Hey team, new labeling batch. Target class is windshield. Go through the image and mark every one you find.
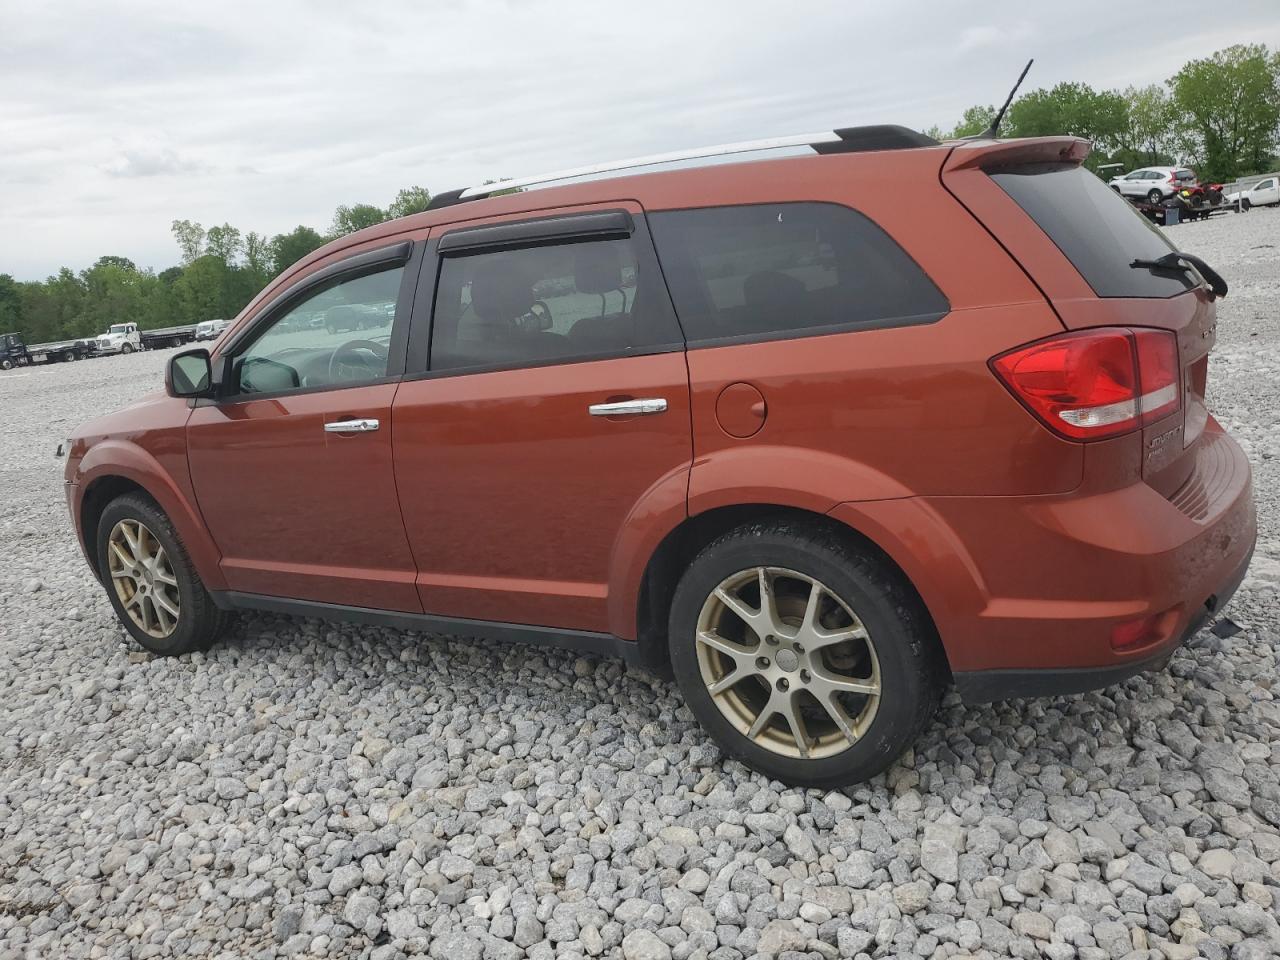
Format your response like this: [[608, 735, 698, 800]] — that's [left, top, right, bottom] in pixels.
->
[[990, 163, 1196, 299], [109, 324, 130, 334]]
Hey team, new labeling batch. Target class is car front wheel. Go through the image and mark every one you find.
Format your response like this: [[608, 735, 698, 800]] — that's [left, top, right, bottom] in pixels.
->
[[96, 493, 230, 655], [668, 520, 945, 788]]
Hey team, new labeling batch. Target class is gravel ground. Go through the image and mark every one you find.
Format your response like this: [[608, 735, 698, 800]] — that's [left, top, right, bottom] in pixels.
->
[[1, 209, 1278, 960]]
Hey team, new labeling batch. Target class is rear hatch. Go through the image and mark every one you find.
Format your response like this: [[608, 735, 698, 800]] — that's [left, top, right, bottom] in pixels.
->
[[941, 139, 1218, 497]]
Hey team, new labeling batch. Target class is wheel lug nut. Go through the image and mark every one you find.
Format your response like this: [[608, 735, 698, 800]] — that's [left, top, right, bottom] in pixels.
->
[[756, 656, 770, 669], [800, 669, 811, 684], [776, 678, 789, 691], [765, 634, 777, 645], [794, 643, 804, 654]]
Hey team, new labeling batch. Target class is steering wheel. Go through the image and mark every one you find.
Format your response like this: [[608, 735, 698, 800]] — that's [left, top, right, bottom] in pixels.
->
[[328, 339, 389, 383]]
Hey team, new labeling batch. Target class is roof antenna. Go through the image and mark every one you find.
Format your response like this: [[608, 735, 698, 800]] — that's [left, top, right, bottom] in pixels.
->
[[978, 58, 1034, 139]]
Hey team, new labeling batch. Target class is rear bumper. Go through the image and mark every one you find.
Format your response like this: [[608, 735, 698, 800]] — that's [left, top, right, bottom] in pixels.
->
[[829, 419, 1256, 703], [951, 535, 1253, 702]]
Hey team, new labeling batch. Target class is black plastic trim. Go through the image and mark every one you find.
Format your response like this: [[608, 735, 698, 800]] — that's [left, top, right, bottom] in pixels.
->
[[212, 591, 644, 664], [813, 125, 940, 154], [425, 188, 468, 210], [437, 210, 634, 256], [954, 538, 1254, 704]]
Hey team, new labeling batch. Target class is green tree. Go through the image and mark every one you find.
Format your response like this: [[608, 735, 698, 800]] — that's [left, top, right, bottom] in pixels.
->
[[204, 223, 244, 265], [0, 274, 24, 334], [1118, 85, 1175, 166], [244, 232, 271, 276], [269, 226, 328, 276], [388, 186, 432, 219], [948, 105, 996, 138], [94, 255, 138, 273], [170, 219, 206, 265], [330, 203, 387, 236], [1169, 44, 1280, 180]]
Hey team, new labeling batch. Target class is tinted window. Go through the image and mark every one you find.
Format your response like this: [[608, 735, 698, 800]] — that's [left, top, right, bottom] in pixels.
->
[[234, 266, 402, 395], [430, 236, 681, 372], [648, 203, 948, 344], [990, 163, 1195, 299]]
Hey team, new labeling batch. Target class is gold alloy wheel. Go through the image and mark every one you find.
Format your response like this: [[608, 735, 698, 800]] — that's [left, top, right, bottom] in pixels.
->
[[695, 566, 881, 759], [107, 519, 181, 639]]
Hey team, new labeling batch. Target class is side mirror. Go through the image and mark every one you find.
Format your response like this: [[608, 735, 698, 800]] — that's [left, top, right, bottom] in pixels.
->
[[167, 348, 213, 398]]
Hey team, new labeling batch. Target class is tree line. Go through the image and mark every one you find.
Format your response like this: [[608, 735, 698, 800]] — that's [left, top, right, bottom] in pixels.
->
[[2, 44, 1276, 348], [0, 185, 434, 347], [929, 44, 1279, 180]]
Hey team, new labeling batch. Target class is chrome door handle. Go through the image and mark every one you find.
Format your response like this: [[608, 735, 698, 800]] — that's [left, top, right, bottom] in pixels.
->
[[588, 398, 668, 417], [324, 418, 380, 433]]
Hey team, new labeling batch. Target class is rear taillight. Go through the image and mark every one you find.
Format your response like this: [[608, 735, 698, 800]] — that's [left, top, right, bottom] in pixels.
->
[[991, 327, 1180, 441]]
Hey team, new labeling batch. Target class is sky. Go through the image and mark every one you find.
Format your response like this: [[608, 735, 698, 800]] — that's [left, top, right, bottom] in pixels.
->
[[4, 0, 1280, 281]]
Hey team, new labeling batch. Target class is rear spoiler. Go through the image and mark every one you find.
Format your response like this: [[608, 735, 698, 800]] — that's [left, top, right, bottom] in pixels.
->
[[943, 136, 1090, 173]]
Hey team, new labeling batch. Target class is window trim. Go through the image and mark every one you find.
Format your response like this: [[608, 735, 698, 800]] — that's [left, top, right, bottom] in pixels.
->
[[646, 200, 951, 350], [210, 241, 420, 403], [404, 209, 684, 379], [436, 209, 635, 256]]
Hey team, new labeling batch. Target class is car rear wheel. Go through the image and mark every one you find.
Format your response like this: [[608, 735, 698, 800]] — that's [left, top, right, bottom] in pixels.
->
[[668, 520, 945, 787], [1147, 189, 1163, 205], [96, 493, 230, 655], [0, 359, 12, 370]]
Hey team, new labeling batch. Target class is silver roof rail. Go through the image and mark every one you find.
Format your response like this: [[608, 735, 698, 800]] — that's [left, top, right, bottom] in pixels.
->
[[457, 131, 843, 199], [425, 125, 939, 210]]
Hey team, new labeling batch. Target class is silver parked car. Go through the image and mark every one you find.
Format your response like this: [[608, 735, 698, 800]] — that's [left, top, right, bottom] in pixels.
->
[[1108, 166, 1197, 204]]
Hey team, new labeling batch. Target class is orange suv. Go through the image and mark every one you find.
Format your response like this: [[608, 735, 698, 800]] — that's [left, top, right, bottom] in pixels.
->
[[62, 126, 1255, 786]]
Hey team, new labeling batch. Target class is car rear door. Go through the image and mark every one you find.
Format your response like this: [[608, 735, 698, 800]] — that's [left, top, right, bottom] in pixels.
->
[[391, 202, 691, 635], [186, 240, 425, 612]]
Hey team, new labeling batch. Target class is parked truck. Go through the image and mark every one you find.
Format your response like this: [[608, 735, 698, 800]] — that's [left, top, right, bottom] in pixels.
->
[[91, 322, 199, 355], [0, 331, 95, 369]]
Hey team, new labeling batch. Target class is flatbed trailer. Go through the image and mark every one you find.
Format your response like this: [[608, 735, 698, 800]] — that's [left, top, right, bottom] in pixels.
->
[[0, 332, 95, 369], [140, 325, 198, 350], [1129, 194, 1230, 226]]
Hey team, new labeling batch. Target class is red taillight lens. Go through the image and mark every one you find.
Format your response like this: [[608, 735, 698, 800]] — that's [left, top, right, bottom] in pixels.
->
[[992, 327, 1180, 441], [1110, 605, 1182, 652]]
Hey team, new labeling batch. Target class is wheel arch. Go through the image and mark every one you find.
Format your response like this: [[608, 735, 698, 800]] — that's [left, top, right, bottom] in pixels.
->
[[631, 502, 948, 676], [73, 442, 226, 591]]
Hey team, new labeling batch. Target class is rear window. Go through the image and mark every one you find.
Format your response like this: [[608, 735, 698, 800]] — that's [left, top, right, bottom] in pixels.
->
[[990, 163, 1196, 299], [1175, 169, 1196, 181], [648, 202, 948, 345]]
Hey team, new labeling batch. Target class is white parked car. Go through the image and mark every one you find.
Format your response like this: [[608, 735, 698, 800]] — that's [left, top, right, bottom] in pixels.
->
[[93, 323, 141, 355], [1227, 176, 1279, 209], [1108, 166, 1198, 204], [195, 318, 230, 341]]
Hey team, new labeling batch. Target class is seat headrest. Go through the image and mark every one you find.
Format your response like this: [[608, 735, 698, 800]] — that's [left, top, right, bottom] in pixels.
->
[[470, 256, 534, 323], [574, 244, 623, 295]]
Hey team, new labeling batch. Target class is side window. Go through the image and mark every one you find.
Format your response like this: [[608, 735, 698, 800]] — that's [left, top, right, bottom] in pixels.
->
[[234, 266, 403, 395], [429, 235, 681, 372], [1126, 171, 1145, 180], [648, 202, 949, 344]]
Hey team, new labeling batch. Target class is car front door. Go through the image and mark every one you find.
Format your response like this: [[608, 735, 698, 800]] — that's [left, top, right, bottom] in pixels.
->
[[391, 204, 691, 634], [186, 241, 425, 612], [1255, 178, 1278, 204]]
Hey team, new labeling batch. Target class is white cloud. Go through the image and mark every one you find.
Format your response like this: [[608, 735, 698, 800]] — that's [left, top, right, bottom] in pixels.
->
[[2, 0, 1279, 279]]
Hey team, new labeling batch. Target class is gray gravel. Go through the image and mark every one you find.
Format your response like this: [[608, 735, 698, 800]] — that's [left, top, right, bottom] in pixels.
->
[[1, 208, 1278, 960]]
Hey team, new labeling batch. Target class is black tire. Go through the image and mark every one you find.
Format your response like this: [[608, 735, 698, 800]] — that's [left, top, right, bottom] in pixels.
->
[[120, 343, 133, 354], [1147, 189, 1164, 205], [0, 358, 12, 371], [96, 493, 230, 655], [668, 520, 945, 788], [1242, 198, 1252, 212]]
